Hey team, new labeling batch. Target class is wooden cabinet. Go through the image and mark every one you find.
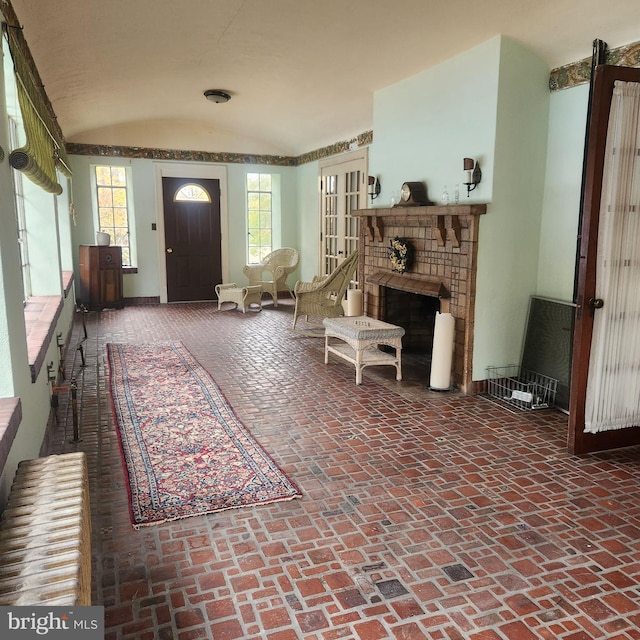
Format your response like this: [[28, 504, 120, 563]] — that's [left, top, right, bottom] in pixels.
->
[[78, 245, 124, 311]]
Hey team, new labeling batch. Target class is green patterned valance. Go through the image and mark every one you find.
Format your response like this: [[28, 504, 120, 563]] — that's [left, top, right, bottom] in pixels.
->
[[3, 22, 71, 194], [550, 40, 640, 91]]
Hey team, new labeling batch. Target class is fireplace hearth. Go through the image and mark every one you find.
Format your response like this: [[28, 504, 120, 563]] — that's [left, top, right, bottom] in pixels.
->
[[352, 204, 486, 392]]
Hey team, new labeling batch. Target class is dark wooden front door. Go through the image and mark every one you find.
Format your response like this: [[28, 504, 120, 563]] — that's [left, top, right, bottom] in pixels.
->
[[162, 177, 222, 302], [568, 65, 640, 454]]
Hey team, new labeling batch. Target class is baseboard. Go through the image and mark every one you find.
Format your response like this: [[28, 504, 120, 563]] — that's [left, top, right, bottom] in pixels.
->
[[123, 296, 161, 306]]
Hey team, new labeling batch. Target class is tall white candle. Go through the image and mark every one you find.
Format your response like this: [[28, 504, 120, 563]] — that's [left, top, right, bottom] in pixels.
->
[[430, 312, 455, 390], [346, 289, 363, 316]]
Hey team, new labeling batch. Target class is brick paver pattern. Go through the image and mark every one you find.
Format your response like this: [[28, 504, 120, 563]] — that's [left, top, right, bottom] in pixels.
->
[[51, 300, 640, 639]]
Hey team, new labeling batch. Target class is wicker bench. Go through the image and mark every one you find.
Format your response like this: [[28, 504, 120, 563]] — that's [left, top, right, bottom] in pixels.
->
[[0, 452, 91, 605], [215, 283, 262, 313]]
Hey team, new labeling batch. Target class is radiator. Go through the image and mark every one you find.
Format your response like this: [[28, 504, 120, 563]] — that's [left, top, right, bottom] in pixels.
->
[[0, 452, 91, 605]]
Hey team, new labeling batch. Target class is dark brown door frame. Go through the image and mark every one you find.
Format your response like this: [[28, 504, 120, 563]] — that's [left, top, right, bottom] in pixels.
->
[[568, 64, 640, 454]]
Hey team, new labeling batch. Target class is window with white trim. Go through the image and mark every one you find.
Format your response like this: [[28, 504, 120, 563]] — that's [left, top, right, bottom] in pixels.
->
[[246, 173, 273, 264], [94, 165, 133, 266]]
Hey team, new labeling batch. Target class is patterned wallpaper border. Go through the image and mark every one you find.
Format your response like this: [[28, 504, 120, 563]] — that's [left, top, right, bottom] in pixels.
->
[[66, 131, 374, 168], [5, 0, 640, 161], [549, 40, 640, 91]]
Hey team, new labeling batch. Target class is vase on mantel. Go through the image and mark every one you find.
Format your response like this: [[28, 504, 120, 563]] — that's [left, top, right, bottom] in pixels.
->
[[96, 231, 111, 246]]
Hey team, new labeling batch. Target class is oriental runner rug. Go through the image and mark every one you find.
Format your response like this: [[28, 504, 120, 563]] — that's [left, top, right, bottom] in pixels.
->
[[107, 341, 301, 527]]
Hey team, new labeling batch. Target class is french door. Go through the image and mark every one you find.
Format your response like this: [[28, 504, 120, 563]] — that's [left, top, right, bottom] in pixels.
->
[[319, 150, 367, 281], [568, 65, 640, 454]]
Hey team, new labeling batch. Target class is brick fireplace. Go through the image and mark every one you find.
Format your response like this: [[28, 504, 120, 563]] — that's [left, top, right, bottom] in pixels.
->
[[352, 204, 487, 393]]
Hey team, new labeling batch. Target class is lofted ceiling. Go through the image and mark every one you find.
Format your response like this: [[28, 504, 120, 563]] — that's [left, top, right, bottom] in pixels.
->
[[7, 0, 640, 157]]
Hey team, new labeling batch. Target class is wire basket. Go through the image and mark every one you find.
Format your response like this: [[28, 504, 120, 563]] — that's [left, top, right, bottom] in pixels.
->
[[486, 365, 558, 411]]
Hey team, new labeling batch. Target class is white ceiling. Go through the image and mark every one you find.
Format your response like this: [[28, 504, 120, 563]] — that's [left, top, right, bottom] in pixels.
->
[[8, 0, 640, 157]]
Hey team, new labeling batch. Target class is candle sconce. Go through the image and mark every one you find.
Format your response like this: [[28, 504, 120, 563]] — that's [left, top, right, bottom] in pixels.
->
[[368, 175, 381, 202], [463, 158, 481, 196]]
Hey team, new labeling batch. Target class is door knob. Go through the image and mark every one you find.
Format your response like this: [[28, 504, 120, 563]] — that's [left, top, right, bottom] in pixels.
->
[[166, 247, 173, 253], [589, 297, 604, 309]]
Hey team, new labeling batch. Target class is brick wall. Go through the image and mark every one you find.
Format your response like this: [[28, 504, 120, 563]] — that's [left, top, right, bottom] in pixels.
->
[[352, 205, 486, 392]]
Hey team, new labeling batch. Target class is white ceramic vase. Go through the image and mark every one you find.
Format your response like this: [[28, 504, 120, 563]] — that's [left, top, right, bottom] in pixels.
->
[[96, 231, 111, 246]]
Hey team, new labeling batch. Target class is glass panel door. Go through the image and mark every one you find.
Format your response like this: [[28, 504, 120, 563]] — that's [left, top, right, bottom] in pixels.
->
[[319, 150, 367, 285]]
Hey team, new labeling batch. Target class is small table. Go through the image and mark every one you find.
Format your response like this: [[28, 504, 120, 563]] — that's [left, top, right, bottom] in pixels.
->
[[323, 316, 405, 385], [215, 283, 262, 313]]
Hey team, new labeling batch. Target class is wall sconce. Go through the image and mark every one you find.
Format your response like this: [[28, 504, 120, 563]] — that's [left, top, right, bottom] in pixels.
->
[[463, 158, 481, 196], [368, 175, 381, 201]]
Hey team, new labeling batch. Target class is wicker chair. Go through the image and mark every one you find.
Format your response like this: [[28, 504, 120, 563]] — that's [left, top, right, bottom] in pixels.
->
[[243, 248, 299, 307], [292, 250, 359, 329]]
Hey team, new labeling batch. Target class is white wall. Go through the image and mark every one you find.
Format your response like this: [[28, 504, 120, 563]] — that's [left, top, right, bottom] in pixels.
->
[[473, 37, 551, 377], [370, 37, 501, 206], [537, 84, 589, 300]]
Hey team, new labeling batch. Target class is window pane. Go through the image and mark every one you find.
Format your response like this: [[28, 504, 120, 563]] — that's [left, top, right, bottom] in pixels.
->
[[260, 211, 271, 228], [248, 246, 260, 263], [114, 230, 129, 246], [259, 193, 271, 210], [259, 174, 271, 190], [259, 229, 272, 246], [96, 166, 112, 186], [247, 173, 259, 190], [99, 207, 114, 227], [98, 187, 113, 207], [247, 193, 260, 211], [112, 188, 127, 208], [111, 167, 126, 186], [113, 208, 128, 227], [175, 184, 211, 202]]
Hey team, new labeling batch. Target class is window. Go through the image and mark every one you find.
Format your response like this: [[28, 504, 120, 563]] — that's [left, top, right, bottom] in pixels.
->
[[95, 165, 132, 265], [9, 117, 31, 303], [175, 183, 211, 202], [246, 173, 272, 264]]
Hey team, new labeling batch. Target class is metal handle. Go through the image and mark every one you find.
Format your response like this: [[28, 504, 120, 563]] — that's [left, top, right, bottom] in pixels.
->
[[589, 297, 604, 309], [166, 247, 173, 253]]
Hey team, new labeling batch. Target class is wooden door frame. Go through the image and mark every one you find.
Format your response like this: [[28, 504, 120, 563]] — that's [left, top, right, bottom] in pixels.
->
[[568, 64, 640, 454], [154, 163, 228, 304]]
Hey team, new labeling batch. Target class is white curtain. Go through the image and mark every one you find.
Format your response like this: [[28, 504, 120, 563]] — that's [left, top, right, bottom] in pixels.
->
[[585, 81, 640, 433]]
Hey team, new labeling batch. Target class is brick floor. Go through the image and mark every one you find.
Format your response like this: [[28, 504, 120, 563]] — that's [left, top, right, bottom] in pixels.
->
[[50, 300, 640, 639]]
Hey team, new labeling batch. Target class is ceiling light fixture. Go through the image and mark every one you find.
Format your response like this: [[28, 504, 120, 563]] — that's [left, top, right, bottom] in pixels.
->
[[204, 89, 231, 103]]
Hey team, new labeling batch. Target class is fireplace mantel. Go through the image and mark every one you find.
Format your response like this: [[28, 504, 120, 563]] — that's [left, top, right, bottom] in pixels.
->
[[353, 204, 486, 245], [353, 204, 487, 217]]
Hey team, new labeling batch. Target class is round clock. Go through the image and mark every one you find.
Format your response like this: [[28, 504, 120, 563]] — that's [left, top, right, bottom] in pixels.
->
[[399, 181, 428, 206]]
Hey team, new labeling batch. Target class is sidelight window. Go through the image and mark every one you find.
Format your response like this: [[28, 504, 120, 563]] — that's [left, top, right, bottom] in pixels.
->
[[94, 165, 133, 266], [246, 173, 273, 264]]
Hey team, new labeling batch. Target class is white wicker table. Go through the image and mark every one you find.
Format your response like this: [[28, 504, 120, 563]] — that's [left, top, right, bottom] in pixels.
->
[[323, 316, 405, 385], [215, 283, 262, 313]]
